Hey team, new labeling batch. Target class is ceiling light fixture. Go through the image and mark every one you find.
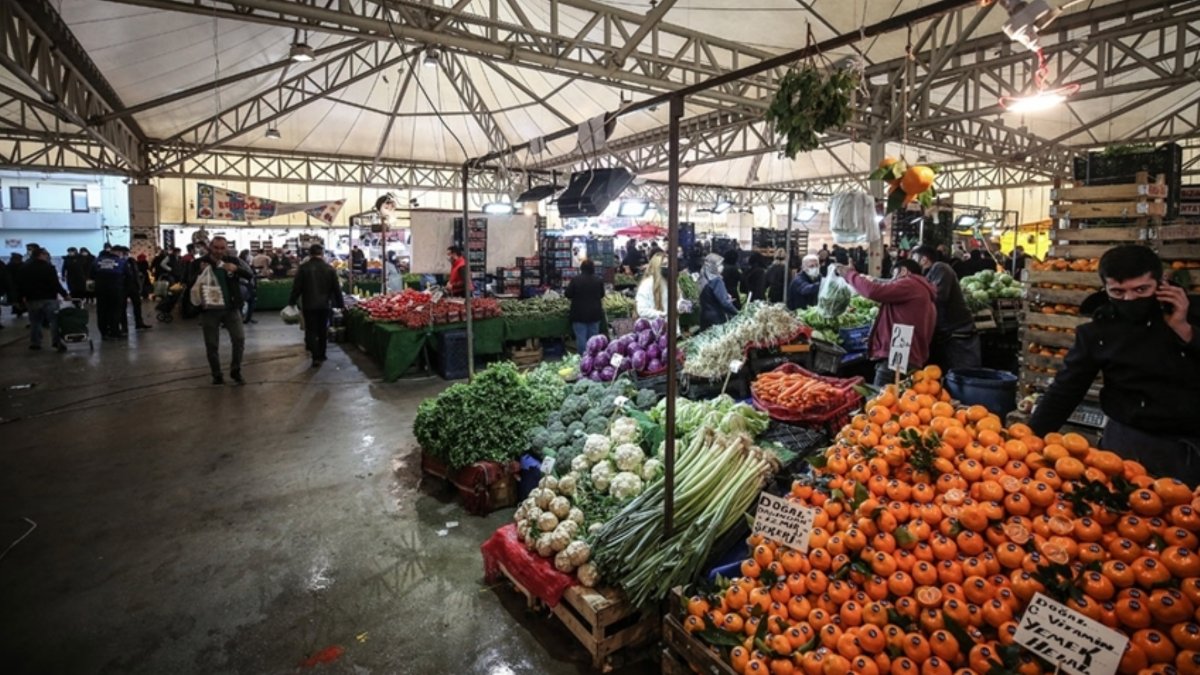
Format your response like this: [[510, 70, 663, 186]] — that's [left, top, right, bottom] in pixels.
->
[[265, 128, 281, 140], [289, 42, 315, 62], [482, 201, 514, 215], [793, 207, 819, 224], [423, 48, 441, 68], [1000, 47, 1078, 114], [711, 198, 734, 215], [617, 199, 650, 218]]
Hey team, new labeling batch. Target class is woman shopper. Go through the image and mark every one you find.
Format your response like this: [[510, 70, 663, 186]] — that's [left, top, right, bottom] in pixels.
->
[[741, 252, 768, 304], [564, 259, 605, 353], [698, 253, 739, 330], [635, 252, 671, 320]]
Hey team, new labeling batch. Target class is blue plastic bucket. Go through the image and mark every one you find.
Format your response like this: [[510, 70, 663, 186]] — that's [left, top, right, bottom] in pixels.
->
[[945, 368, 1019, 418]]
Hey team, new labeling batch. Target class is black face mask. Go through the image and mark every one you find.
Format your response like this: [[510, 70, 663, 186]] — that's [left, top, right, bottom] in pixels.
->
[[1109, 296, 1160, 324]]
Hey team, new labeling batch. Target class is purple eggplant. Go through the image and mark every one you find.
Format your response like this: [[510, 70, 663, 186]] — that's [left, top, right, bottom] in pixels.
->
[[594, 352, 611, 369], [646, 344, 661, 361], [613, 339, 629, 356], [633, 318, 651, 333], [586, 334, 608, 355], [600, 366, 616, 381], [580, 355, 594, 374], [646, 358, 663, 373], [630, 350, 648, 372]]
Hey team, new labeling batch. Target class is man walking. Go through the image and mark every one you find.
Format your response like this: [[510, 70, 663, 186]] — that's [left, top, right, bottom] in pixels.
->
[[18, 248, 70, 351], [911, 245, 982, 372], [188, 236, 253, 384], [564, 259, 605, 351], [116, 246, 151, 333], [288, 243, 343, 367]]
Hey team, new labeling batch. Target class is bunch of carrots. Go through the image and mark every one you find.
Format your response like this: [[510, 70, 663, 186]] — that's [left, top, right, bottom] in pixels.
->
[[685, 365, 1200, 675], [752, 370, 851, 414]]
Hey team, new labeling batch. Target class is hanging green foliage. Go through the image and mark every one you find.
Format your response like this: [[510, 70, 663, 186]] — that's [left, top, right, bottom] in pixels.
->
[[765, 67, 859, 159]]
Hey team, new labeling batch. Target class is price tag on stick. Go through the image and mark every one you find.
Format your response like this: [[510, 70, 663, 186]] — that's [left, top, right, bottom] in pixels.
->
[[889, 324, 914, 378], [1013, 593, 1128, 675], [751, 493, 815, 552]]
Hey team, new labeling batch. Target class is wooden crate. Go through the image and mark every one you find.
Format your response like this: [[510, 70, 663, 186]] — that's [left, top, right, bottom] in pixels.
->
[[493, 563, 658, 672], [661, 615, 738, 675], [1049, 171, 1167, 227]]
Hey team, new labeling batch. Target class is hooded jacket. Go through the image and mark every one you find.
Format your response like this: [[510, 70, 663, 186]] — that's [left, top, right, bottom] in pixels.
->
[[842, 269, 937, 368], [1029, 291, 1200, 437]]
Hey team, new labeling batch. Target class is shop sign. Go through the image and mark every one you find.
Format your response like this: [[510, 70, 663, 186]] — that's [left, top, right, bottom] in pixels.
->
[[751, 492, 815, 552], [196, 183, 345, 223], [889, 324, 914, 373], [1013, 593, 1127, 675]]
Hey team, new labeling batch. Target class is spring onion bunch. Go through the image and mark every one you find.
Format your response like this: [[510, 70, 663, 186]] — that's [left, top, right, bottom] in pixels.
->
[[590, 426, 778, 608], [682, 302, 802, 379]]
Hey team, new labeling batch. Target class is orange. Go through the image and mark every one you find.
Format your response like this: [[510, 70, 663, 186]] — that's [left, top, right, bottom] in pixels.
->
[[1130, 489, 1165, 517], [1131, 628, 1177, 665], [1054, 456, 1086, 480], [1061, 432, 1090, 457]]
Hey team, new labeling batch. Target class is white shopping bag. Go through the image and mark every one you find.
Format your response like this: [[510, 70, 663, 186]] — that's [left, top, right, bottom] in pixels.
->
[[190, 265, 225, 309]]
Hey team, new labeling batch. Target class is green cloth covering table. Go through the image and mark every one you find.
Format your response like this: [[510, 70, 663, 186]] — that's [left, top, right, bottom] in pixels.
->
[[502, 313, 571, 342], [254, 279, 293, 311], [345, 311, 504, 382]]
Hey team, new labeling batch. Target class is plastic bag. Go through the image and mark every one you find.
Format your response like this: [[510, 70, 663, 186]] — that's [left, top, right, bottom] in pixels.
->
[[829, 191, 876, 244], [189, 265, 225, 309], [817, 264, 853, 319], [280, 305, 301, 324], [154, 280, 170, 298]]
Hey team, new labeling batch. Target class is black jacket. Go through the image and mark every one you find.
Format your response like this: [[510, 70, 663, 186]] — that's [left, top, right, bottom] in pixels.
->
[[722, 266, 743, 309], [787, 273, 820, 310], [289, 258, 343, 311], [743, 266, 767, 304], [763, 263, 785, 303], [17, 259, 68, 302], [925, 262, 975, 334], [1029, 292, 1200, 437], [565, 272, 606, 323]]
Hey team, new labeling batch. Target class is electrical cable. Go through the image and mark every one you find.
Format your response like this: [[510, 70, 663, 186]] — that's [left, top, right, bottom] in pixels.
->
[[0, 518, 36, 562]]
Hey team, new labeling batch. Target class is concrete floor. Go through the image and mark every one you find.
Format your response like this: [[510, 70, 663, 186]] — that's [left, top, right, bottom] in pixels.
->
[[0, 304, 657, 675]]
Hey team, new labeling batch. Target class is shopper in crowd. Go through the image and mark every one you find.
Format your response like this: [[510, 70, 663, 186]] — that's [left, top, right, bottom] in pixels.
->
[[720, 249, 742, 310], [817, 248, 832, 276], [742, 252, 768, 304], [762, 249, 786, 304], [156, 248, 181, 283], [881, 247, 894, 278], [621, 239, 645, 275], [635, 252, 673, 320], [446, 245, 468, 297], [831, 244, 849, 265], [251, 249, 271, 277], [238, 249, 258, 324], [0, 255, 9, 328], [910, 245, 981, 372], [787, 255, 822, 311], [136, 254, 153, 299], [63, 247, 85, 300], [17, 248, 69, 352], [181, 243, 196, 267], [270, 248, 292, 279], [351, 246, 367, 275], [116, 246, 151, 333], [7, 253, 26, 320], [564, 259, 605, 353], [1030, 245, 1200, 483], [836, 259, 937, 386], [1011, 245, 1028, 275], [186, 236, 252, 384], [91, 246, 126, 339], [288, 243, 343, 368], [698, 253, 739, 330]]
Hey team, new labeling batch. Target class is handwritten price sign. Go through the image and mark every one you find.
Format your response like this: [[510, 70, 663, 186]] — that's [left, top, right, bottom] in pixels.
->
[[751, 493, 815, 552], [1014, 593, 1128, 675]]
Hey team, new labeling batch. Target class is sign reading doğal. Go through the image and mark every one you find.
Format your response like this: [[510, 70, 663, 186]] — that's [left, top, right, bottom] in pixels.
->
[[751, 492, 815, 552], [1014, 593, 1128, 675]]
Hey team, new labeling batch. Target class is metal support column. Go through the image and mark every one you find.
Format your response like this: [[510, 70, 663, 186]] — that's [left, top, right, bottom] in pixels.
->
[[462, 165, 475, 380], [663, 95, 683, 538], [783, 193, 794, 307], [868, 135, 886, 277]]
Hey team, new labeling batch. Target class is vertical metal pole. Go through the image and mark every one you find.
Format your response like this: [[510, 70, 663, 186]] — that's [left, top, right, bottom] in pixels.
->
[[462, 165, 475, 380], [784, 192, 794, 307], [381, 222, 388, 291], [664, 95, 682, 539], [347, 218, 355, 294], [867, 135, 886, 277]]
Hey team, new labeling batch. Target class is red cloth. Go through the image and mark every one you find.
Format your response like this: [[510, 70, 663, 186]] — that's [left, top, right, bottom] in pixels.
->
[[842, 268, 937, 369], [481, 523, 577, 607], [448, 256, 467, 296]]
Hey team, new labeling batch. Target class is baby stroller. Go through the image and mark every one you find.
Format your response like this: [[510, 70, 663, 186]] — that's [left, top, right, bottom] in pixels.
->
[[156, 282, 183, 323], [58, 301, 93, 352]]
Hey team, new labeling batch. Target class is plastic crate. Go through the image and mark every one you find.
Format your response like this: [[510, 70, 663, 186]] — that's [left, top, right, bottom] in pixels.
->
[[435, 329, 470, 380], [541, 338, 565, 359], [838, 325, 871, 353], [810, 340, 847, 375]]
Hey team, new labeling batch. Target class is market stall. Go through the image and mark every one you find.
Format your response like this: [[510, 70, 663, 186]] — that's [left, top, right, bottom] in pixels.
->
[[253, 278, 293, 311]]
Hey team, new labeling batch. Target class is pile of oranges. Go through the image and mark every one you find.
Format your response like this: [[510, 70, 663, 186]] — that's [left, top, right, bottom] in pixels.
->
[[684, 365, 1200, 675]]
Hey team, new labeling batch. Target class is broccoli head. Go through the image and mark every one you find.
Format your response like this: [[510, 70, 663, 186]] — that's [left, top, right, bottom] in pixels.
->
[[635, 388, 659, 410], [567, 421, 585, 436], [585, 417, 609, 435]]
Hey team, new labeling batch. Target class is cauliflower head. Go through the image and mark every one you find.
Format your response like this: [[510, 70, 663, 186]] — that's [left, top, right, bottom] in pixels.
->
[[609, 471, 644, 500], [613, 443, 645, 473]]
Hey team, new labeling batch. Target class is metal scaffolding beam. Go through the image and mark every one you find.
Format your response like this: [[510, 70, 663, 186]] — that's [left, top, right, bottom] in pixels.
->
[[0, 0, 144, 172], [437, 51, 511, 156]]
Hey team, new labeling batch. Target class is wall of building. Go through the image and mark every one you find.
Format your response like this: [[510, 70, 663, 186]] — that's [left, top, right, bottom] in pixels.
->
[[0, 170, 130, 257]]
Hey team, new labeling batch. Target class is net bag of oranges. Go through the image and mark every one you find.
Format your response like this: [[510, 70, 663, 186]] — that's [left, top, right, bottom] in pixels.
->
[[680, 364, 1200, 675]]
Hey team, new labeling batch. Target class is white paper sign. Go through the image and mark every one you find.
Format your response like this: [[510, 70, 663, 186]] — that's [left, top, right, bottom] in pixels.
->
[[889, 324, 915, 373], [729, 359, 744, 373], [611, 353, 625, 369], [751, 493, 815, 552], [1014, 593, 1128, 675]]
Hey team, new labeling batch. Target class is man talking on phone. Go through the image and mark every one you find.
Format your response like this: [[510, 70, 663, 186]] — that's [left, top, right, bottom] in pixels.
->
[[1029, 245, 1200, 484]]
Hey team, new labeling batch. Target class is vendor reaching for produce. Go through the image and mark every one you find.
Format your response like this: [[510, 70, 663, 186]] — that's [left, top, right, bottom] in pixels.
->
[[836, 260, 936, 385], [1029, 245, 1200, 484], [911, 245, 982, 372], [698, 253, 739, 330], [786, 254, 821, 310]]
